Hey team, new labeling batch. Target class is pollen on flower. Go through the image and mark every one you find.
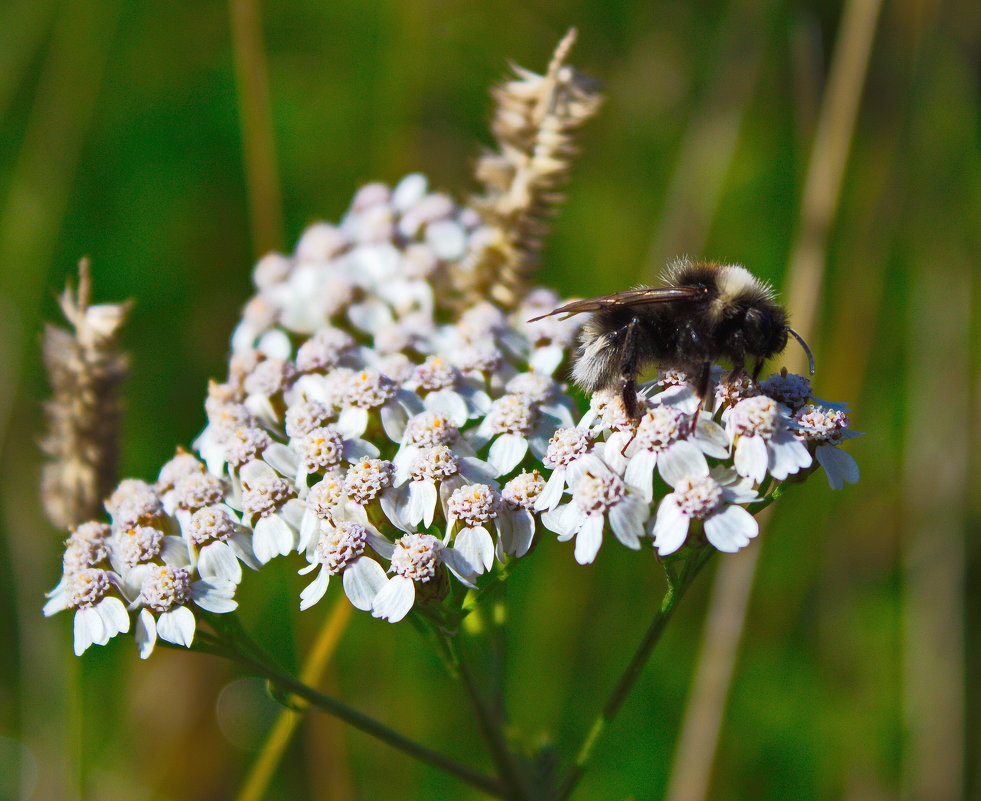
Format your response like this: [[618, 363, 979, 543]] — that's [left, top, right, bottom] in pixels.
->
[[715, 374, 760, 408], [760, 370, 813, 412], [506, 372, 559, 404], [285, 400, 332, 439], [390, 533, 442, 583], [543, 427, 593, 468], [794, 404, 850, 444], [252, 252, 292, 289], [63, 524, 110, 573], [728, 396, 781, 440], [140, 566, 191, 613], [448, 483, 499, 526], [502, 471, 545, 510], [106, 479, 164, 527], [204, 397, 253, 431], [296, 426, 346, 471], [244, 358, 297, 397], [453, 340, 503, 375], [345, 369, 397, 408], [295, 328, 356, 374], [572, 472, 627, 514], [241, 473, 295, 518], [589, 389, 637, 432], [409, 445, 460, 482], [223, 427, 273, 468], [318, 367, 356, 410], [403, 412, 459, 448], [228, 350, 264, 388], [314, 521, 368, 574], [673, 475, 725, 519], [343, 458, 394, 504], [486, 394, 537, 435], [187, 506, 236, 546], [65, 568, 114, 609], [306, 471, 346, 519], [634, 406, 688, 452], [172, 473, 227, 511], [116, 525, 165, 568], [412, 356, 457, 391], [156, 450, 206, 493]]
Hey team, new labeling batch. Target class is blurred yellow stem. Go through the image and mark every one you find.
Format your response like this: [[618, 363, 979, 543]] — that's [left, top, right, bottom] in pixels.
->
[[235, 598, 352, 801]]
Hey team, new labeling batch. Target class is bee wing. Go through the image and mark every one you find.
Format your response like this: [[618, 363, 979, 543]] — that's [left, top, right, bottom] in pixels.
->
[[527, 285, 706, 321]]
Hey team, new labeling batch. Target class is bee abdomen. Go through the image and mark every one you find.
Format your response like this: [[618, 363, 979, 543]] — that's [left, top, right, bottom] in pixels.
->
[[572, 329, 622, 392]]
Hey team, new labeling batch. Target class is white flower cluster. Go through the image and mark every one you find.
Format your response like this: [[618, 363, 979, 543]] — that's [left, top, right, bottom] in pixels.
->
[[44, 173, 859, 657]]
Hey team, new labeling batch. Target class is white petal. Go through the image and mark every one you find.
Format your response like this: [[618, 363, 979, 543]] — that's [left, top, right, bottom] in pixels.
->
[[73, 607, 102, 655], [192, 578, 238, 613], [457, 457, 500, 486], [624, 451, 658, 503], [488, 433, 528, 475], [767, 433, 811, 479], [454, 526, 495, 573], [816, 444, 859, 490], [704, 505, 758, 552], [379, 485, 412, 533], [574, 514, 605, 564], [135, 608, 157, 659], [257, 328, 292, 360], [337, 406, 369, 439], [263, 443, 300, 477], [540, 502, 584, 540], [344, 438, 380, 462], [240, 459, 277, 484], [609, 498, 645, 550], [229, 529, 260, 570], [343, 557, 389, 611], [409, 480, 438, 528], [734, 436, 768, 483], [198, 542, 243, 584], [440, 547, 478, 588], [157, 606, 196, 647], [602, 432, 631, 473], [253, 515, 297, 563], [501, 509, 535, 557], [43, 589, 68, 617], [380, 398, 409, 442], [529, 345, 564, 376], [425, 390, 469, 427], [534, 467, 567, 512], [299, 567, 331, 611], [96, 597, 130, 638], [694, 419, 731, 458], [371, 575, 416, 622], [651, 498, 690, 556], [659, 440, 709, 486]]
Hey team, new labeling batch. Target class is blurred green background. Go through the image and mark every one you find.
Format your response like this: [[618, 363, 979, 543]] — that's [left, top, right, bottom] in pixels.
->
[[0, 0, 977, 799]]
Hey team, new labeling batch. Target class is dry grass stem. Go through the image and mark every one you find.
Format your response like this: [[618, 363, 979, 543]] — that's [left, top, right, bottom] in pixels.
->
[[455, 28, 603, 308], [40, 258, 130, 528]]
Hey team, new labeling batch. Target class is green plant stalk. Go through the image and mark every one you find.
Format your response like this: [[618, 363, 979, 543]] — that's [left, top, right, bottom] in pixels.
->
[[554, 547, 715, 801], [439, 628, 537, 801], [196, 613, 508, 799]]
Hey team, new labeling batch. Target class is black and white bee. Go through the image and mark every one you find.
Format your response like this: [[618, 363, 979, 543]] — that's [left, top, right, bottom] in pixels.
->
[[529, 258, 814, 420]]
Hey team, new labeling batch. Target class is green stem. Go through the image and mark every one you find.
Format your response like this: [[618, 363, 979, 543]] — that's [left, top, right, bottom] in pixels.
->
[[440, 629, 535, 800], [554, 548, 715, 801], [199, 614, 508, 799]]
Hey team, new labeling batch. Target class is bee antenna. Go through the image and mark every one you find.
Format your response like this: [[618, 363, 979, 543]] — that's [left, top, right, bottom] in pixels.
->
[[787, 328, 816, 375]]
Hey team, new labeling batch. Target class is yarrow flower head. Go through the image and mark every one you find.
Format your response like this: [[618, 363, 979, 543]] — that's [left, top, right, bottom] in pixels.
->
[[727, 395, 812, 484], [44, 152, 859, 660]]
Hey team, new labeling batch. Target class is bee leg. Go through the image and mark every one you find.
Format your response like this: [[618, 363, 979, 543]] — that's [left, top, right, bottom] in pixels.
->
[[751, 357, 765, 381], [618, 317, 643, 421], [690, 360, 712, 432]]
